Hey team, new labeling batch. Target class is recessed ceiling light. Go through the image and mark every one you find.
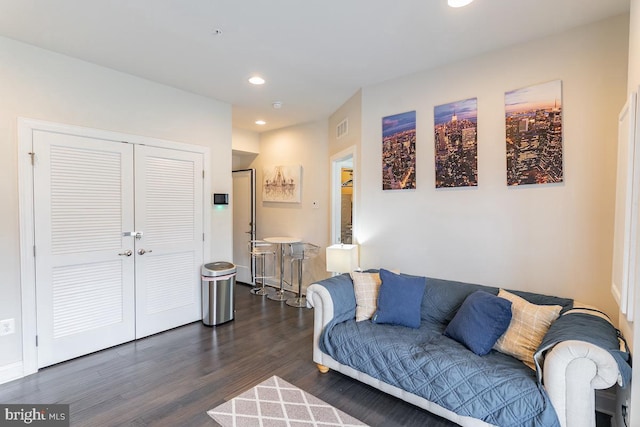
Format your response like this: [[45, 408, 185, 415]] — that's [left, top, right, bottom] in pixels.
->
[[448, 0, 474, 7], [255, 120, 266, 125], [248, 76, 265, 85]]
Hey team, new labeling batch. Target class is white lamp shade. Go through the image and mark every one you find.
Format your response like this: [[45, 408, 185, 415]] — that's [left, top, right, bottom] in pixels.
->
[[448, 0, 473, 7], [326, 244, 359, 273]]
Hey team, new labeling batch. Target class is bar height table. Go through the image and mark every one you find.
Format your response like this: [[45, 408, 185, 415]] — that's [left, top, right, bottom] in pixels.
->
[[264, 236, 301, 301]]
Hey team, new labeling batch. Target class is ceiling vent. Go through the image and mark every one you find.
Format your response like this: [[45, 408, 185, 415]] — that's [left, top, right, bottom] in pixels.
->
[[336, 118, 349, 139]]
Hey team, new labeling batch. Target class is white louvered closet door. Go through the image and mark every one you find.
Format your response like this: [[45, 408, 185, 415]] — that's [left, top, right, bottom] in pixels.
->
[[33, 131, 136, 368], [133, 145, 204, 339]]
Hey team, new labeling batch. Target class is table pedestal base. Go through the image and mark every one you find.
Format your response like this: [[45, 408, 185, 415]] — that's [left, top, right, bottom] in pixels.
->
[[286, 296, 308, 308], [267, 289, 295, 301]]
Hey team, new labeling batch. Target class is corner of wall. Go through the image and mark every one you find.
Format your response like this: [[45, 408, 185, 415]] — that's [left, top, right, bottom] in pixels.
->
[[232, 127, 260, 154]]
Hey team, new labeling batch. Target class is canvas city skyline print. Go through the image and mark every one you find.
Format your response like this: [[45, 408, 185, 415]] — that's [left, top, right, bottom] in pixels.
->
[[382, 111, 416, 190], [434, 98, 478, 188], [505, 80, 563, 186]]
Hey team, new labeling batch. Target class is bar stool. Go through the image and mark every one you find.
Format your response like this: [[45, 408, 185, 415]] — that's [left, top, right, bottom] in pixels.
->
[[286, 242, 320, 308], [249, 240, 276, 296]]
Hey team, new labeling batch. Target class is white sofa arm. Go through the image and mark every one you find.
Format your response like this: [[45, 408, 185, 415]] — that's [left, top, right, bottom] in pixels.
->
[[306, 283, 335, 365], [543, 340, 619, 427]]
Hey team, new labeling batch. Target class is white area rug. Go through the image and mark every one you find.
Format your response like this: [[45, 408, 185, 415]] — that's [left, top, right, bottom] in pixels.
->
[[207, 375, 368, 427]]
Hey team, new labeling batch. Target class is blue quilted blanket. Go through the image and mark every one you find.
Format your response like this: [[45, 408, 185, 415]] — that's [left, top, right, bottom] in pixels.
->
[[316, 273, 561, 426], [534, 309, 632, 387], [322, 318, 560, 427]]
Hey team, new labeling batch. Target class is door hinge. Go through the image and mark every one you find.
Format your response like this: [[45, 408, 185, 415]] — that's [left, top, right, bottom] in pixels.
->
[[202, 170, 205, 179], [33, 245, 36, 257], [28, 152, 35, 165], [203, 233, 205, 242], [35, 335, 38, 347]]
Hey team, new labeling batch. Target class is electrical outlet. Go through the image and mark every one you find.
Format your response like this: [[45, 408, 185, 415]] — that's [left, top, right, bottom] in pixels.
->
[[312, 200, 319, 209], [0, 318, 15, 336]]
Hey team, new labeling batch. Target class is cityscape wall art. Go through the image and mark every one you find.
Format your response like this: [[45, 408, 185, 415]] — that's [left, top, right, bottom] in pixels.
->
[[434, 97, 478, 188], [505, 80, 563, 186], [262, 165, 301, 203], [382, 110, 416, 190]]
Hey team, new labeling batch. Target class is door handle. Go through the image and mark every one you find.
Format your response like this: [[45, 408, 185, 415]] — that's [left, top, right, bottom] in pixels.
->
[[122, 231, 144, 239], [137, 249, 153, 255], [118, 250, 133, 257]]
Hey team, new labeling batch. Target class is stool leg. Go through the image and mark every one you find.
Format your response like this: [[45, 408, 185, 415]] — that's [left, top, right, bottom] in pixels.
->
[[249, 253, 262, 294], [298, 259, 303, 297], [268, 244, 292, 301], [286, 258, 308, 308], [251, 253, 270, 296]]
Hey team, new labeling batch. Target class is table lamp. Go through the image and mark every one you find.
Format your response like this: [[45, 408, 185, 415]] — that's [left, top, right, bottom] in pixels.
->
[[326, 244, 359, 275]]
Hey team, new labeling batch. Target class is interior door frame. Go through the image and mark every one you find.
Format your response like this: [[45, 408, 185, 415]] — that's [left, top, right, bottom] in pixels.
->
[[232, 168, 256, 284], [17, 118, 211, 377], [330, 146, 357, 245]]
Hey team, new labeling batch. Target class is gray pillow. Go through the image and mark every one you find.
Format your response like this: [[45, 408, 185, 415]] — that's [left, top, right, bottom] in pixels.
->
[[421, 277, 499, 325]]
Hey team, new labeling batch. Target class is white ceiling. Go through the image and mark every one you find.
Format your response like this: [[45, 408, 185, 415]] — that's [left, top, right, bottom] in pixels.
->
[[0, 0, 630, 132]]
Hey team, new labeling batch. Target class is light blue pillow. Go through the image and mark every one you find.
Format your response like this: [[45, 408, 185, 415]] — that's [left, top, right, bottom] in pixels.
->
[[443, 290, 512, 356], [372, 269, 426, 329]]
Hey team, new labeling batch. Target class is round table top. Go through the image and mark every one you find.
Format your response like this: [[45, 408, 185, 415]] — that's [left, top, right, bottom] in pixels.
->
[[264, 236, 302, 244]]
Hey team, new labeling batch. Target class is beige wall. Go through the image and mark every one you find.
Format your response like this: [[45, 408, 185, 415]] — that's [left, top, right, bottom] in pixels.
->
[[250, 120, 330, 289], [232, 128, 260, 155], [328, 91, 362, 245], [328, 90, 362, 158], [357, 15, 628, 320], [232, 128, 260, 170], [0, 36, 232, 376], [630, 0, 640, 94]]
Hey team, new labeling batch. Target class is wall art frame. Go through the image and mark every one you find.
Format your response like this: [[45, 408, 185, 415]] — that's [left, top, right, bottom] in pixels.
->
[[262, 164, 302, 203], [434, 97, 478, 188], [382, 110, 416, 190], [505, 80, 564, 186]]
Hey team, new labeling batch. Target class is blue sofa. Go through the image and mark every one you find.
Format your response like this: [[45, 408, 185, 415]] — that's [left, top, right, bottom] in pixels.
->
[[306, 272, 630, 427]]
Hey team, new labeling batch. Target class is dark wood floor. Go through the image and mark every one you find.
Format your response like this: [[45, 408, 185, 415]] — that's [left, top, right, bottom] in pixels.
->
[[0, 283, 457, 427]]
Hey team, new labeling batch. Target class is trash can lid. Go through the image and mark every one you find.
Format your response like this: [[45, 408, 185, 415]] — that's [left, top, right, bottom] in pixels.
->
[[202, 261, 236, 277]]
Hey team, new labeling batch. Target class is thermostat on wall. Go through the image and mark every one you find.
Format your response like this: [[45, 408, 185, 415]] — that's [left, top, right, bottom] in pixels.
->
[[213, 193, 229, 205]]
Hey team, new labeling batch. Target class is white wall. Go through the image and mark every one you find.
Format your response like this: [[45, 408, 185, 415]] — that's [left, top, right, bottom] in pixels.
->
[[250, 120, 330, 288], [358, 15, 628, 320], [0, 36, 232, 376], [624, 1, 640, 425]]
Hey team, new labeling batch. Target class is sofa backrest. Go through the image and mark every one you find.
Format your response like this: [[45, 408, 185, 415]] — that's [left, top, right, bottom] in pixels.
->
[[421, 278, 498, 325], [420, 276, 574, 326]]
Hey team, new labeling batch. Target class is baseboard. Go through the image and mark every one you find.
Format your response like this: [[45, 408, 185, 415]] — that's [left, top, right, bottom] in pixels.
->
[[596, 388, 617, 416], [0, 361, 24, 385]]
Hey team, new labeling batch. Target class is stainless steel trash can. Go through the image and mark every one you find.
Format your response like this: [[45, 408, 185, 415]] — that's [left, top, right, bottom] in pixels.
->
[[201, 261, 237, 326]]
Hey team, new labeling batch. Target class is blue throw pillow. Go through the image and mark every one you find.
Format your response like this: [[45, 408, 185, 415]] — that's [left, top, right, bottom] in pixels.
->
[[372, 269, 426, 328], [444, 291, 512, 356]]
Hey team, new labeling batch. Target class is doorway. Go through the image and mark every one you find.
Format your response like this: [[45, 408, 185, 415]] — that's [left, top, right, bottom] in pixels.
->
[[232, 169, 256, 284], [331, 146, 356, 245]]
